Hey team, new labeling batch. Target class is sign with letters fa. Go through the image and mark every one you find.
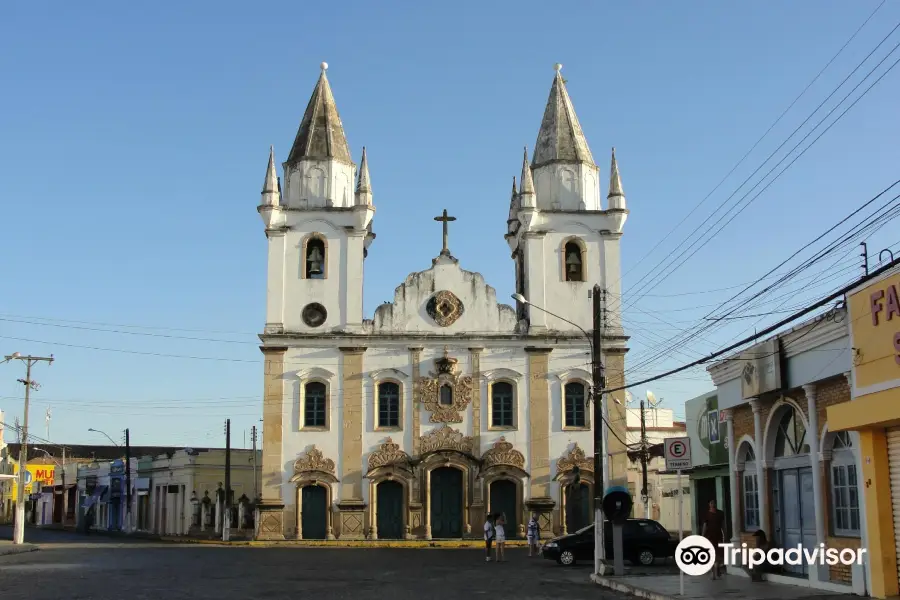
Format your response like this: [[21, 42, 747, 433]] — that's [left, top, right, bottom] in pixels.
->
[[664, 437, 692, 471]]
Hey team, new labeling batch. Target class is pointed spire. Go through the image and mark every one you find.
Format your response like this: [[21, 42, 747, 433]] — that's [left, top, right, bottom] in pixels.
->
[[511, 175, 518, 198], [287, 62, 352, 165], [608, 147, 623, 198], [260, 146, 280, 206], [356, 146, 371, 193], [520, 146, 535, 196], [532, 64, 594, 169], [607, 147, 626, 210]]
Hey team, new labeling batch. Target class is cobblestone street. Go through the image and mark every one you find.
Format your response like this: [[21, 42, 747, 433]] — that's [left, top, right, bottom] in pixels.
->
[[0, 528, 633, 600]]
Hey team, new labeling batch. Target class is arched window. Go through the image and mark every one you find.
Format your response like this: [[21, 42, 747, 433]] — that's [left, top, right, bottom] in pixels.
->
[[564, 241, 583, 282], [377, 382, 401, 429], [564, 382, 587, 428], [305, 237, 326, 279], [491, 382, 514, 428], [774, 406, 808, 458], [742, 445, 759, 530], [830, 432, 860, 536], [303, 381, 327, 428], [439, 384, 453, 406]]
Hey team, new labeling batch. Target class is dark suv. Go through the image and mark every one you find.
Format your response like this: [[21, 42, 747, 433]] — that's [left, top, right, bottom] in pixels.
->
[[541, 519, 678, 566]]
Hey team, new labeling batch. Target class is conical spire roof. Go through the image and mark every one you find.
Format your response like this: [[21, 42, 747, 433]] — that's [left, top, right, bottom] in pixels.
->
[[520, 146, 535, 195], [262, 146, 279, 195], [287, 62, 352, 165], [356, 146, 371, 193], [532, 64, 594, 168], [608, 147, 624, 198]]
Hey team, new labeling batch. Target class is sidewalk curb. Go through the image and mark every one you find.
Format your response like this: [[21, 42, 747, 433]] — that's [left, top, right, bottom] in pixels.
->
[[0, 545, 39, 558], [591, 574, 673, 600], [158, 537, 530, 548]]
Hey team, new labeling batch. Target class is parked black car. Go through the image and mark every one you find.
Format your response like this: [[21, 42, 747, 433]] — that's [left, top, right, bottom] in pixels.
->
[[541, 519, 678, 566]]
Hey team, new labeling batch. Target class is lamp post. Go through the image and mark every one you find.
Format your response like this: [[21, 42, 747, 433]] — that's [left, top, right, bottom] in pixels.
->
[[511, 290, 609, 576], [87, 428, 120, 447]]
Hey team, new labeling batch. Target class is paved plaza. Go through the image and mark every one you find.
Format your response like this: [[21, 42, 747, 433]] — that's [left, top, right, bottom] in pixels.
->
[[0, 527, 634, 600]]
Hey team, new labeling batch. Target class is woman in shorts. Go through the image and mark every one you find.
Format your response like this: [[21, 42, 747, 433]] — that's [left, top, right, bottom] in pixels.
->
[[494, 513, 507, 562]]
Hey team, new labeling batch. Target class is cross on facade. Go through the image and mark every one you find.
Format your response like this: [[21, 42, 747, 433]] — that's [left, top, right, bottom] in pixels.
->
[[434, 209, 456, 256]]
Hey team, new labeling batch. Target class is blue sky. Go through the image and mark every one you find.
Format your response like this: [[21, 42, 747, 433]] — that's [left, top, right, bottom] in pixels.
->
[[1, 1, 898, 449]]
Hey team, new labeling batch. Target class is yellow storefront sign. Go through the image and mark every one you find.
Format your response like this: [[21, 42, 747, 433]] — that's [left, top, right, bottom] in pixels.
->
[[6, 463, 56, 502], [828, 266, 900, 598]]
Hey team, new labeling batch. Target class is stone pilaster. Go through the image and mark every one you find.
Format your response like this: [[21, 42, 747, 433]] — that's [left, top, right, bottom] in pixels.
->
[[409, 347, 424, 537], [469, 347, 484, 523], [338, 346, 367, 539], [256, 346, 286, 540], [603, 350, 629, 489], [526, 347, 553, 503]]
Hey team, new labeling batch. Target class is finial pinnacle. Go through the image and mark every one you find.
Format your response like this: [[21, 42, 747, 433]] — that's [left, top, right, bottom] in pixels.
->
[[320, 61, 328, 72], [554, 63, 563, 73]]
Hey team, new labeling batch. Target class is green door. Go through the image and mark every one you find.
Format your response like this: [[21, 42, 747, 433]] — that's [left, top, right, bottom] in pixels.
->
[[301, 485, 327, 539], [566, 483, 591, 532], [430, 467, 463, 538], [376, 481, 404, 539], [489, 479, 518, 539]]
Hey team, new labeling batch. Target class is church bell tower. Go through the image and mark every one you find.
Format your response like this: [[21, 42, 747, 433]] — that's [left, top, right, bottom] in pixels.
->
[[258, 62, 376, 334], [507, 63, 628, 337]]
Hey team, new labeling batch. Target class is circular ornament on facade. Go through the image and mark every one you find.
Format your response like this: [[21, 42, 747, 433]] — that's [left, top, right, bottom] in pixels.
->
[[427, 290, 464, 327], [301, 303, 328, 328]]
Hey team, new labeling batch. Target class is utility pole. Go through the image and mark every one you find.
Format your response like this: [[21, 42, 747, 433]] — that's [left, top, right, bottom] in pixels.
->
[[591, 284, 607, 575], [640, 400, 650, 518], [61, 445, 67, 527], [223, 419, 231, 541], [3, 353, 54, 545], [860, 242, 869, 276], [250, 425, 259, 501], [124, 428, 132, 533]]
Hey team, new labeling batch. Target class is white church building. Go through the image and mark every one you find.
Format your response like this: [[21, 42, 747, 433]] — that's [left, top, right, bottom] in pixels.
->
[[255, 63, 631, 540]]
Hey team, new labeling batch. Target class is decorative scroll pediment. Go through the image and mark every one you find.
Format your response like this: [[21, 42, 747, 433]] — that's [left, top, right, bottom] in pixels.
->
[[557, 443, 593, 475], [482, 436, 525, 469], [293, 446, 335, 475], [367, 438, 411, 471], [419, 425, 474, 455], [555, 368, 592, 383], [414, 348, 473, 423]]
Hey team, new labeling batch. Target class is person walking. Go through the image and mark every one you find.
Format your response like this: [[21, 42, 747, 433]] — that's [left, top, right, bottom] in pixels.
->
[[701, 499, 726, 579], [483, 513, 495, 562], [494, 513, 507, 562], [526, 512, 541, 557]]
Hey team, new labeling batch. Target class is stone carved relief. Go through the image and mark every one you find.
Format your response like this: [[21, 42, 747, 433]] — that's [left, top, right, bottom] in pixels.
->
[[556, 443, 593, 475], [259, 511, 283, 535], [482, 436, 525, 469], [426, 290, 465, 327], [367, 438, 411, 471], [419, 425, 475, 455], [293, 446, 336, 475], [414, 348, 474, 423]]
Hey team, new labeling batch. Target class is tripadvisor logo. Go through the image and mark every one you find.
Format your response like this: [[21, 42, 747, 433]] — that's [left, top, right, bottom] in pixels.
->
[[675, 535, 867, 576]]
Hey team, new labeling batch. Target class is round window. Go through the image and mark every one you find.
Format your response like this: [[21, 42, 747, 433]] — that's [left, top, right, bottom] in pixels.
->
[[302, 303, 328, 328]]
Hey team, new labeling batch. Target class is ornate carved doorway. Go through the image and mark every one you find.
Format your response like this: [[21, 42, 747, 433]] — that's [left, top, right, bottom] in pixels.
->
[[376, 481, 404, 539], [300, 485, 327, 540], [489, 479, 518, 538], [430, 467, 463, 538]]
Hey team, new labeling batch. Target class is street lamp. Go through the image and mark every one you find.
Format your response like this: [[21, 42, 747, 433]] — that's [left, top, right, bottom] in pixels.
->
[[88, 428, 120, 447], [512, 291, 610, 576]]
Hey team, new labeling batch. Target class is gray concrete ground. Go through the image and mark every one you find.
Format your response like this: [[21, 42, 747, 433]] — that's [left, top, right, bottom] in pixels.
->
[[0, 527, 635, 600]]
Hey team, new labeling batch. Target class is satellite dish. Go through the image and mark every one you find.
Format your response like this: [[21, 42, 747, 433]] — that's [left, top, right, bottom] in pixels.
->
[[625, 391, 634, 405], [646, 390, 659, 407]]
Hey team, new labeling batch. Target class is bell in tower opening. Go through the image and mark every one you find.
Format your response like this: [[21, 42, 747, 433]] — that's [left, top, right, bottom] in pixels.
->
[[564, 241, 583, 282], [306, 238, 326, 279]]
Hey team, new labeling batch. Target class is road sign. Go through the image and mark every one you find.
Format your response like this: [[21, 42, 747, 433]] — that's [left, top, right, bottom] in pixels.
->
[[664, 437, 692, 471]]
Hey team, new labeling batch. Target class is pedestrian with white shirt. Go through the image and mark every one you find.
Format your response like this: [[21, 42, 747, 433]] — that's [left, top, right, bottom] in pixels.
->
[[526, 512, 541, 556], [483, 513, 495, 562], [494, 513, 507, 562]]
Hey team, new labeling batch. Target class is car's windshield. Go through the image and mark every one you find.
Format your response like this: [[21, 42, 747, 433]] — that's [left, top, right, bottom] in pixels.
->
[[574, 524, 594, 535]]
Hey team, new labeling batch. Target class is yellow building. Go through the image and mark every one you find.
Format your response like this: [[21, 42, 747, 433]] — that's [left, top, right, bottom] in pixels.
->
[[827, 264, 900, 599]]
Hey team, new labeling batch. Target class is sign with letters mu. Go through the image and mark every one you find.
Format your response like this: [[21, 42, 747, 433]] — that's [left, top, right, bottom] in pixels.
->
[[664, 437, 692, 471]]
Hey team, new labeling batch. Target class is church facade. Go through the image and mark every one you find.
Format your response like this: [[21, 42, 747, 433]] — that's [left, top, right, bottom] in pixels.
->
[[255, 62, 630, 540]]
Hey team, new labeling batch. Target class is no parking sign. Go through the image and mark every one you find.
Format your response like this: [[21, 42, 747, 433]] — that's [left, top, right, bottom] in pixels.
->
[[664, 437, 692, 471]]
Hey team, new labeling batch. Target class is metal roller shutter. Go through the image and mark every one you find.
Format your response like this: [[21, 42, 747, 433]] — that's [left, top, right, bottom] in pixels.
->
[[886, 427, 900, 578]]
